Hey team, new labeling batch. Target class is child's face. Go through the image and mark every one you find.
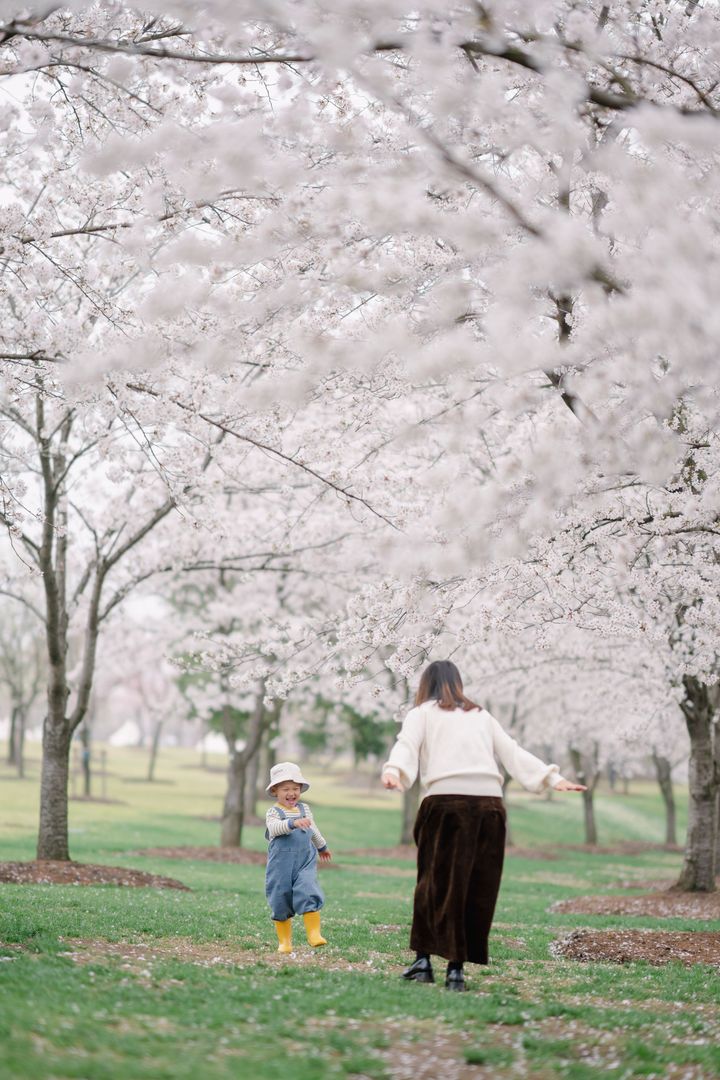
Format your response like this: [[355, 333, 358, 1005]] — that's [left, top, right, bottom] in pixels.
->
[[274, 781, 302, 809]]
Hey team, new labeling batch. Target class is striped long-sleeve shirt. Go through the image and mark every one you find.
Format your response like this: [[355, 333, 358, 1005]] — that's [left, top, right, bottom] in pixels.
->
[[265, 802, 328, 851]]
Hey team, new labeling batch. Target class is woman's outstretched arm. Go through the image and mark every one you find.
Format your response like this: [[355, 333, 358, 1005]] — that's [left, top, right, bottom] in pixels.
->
[[381, 707, 425, 792]]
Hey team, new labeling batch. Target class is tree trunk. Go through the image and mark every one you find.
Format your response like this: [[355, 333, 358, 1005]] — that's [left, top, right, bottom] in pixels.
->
[[569, 746, 599, 846], [676, 676, 718, 892], [400, 777, 421, 845], [37, 720, 72, 860], [580, 788, 598, 846], [7, 705, 19, 765], [243, 740, 261, 823], [651, 750, 677, 847], [221, 750, 245, 847], [31, 398, 177, 862], [16, 708, 26, 779], [78, 726, 92, 797], [220, 682, 274, 847], [256, 729, 277, 803], [147, 719, 163, 782]]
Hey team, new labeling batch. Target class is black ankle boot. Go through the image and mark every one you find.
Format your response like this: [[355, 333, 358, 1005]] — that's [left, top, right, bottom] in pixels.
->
[[401, 955, 434, 983], [445, 963, 466, 992]]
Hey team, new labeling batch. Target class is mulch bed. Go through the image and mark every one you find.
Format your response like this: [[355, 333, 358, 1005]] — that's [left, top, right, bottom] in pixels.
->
[[130, 846, 266, 864], [69, 796, 127, 805], [348, 845, 417, 859], [347, 841, 680, 861], [0, 861, 190, 890], [553, 841, 683, 855], [130, 845, 338, 866], [552, 888, 720, 920], [553, 928, 720, 968]]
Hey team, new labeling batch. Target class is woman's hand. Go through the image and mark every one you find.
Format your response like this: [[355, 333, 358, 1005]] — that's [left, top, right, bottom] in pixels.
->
[[382, 770, 404, 791], [554, 779, 587, 792]]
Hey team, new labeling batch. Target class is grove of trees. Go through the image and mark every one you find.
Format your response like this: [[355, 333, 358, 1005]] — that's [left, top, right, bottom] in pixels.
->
[[1, 1, 719, 888]]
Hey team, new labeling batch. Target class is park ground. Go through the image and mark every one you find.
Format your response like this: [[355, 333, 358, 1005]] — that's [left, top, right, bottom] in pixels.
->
[[0, 747, 719, 1080]]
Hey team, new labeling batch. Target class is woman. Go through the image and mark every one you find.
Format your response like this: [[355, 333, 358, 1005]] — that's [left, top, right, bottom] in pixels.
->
[[382, 660, 585, 991]]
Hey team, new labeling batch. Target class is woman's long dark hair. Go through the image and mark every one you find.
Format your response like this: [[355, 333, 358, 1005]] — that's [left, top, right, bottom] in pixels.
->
[[414, 660, 479, 712]]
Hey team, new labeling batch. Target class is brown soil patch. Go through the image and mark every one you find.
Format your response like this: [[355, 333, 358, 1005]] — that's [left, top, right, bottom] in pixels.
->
[[0, 860, 190, 890], [555, 841, 683, 855], [552, 888, 720, 919], [347, 840, 677, 860], [505, 846, 559, 861], [131, 845, 267, 865], [348, 844, 417, 859], [351, 864, 416, 878], [553, 928, 720, 968], [69, 796, 127, 805]]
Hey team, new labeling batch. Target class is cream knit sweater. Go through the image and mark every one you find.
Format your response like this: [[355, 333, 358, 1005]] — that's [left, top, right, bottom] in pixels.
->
[[382, 701, 564, 797]]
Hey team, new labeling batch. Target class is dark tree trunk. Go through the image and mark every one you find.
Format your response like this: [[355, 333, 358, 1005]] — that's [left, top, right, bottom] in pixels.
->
[[569, 746, 599, 846], [255, 730, 277, 808], [16, 708, 26, 779], [400, 777, 421, 845], [676, 676, 718, 892], [147, 719, 163, 782], [580, 788, 598, 846], [221, 750, 246, 847], [7, 705, 18, 765], [37, 720, 72, 860], [651, 750, 677, 847], [8, 703, 27, 777], [79, 726, 92, 796], [243, 739, 261, 823], [220, 683, 276, 848], [27, 396, 177, 862]]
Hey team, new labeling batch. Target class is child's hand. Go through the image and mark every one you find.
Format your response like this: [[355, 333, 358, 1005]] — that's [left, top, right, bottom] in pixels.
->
[[294, 817, 313, 829], [319, 850, 332, 862]]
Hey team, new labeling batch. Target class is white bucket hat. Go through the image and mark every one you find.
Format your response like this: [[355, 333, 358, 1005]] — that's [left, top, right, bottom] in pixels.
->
[[266, 761, 310, 794]]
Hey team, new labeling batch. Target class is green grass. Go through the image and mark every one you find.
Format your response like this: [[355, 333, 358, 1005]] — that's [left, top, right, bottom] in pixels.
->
[[0, 747, 716, 1079]]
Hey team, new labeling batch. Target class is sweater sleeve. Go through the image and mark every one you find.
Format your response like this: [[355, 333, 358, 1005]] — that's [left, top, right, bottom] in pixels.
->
[[304, 805, 328, 851], [265, 806, 293, 838], [382, 707, 425, 791], [489, 716, 562, 793]]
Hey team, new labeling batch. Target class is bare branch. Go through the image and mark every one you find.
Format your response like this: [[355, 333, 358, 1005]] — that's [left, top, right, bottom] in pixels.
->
[[125, 382, 400, 529]]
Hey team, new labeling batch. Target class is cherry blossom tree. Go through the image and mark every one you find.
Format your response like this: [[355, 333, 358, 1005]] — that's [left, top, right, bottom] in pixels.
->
[[3, 2, 720, 881]]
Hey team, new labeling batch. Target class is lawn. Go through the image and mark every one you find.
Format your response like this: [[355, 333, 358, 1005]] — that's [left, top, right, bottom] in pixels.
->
[[1, 746, 718, 1079]]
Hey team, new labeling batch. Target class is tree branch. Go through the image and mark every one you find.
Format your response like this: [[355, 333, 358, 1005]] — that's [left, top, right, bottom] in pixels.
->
[[124, 382, 399, 529]]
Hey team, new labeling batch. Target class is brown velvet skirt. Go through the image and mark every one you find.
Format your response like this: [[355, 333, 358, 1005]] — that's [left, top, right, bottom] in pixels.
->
[[410, 794, 506, 965]]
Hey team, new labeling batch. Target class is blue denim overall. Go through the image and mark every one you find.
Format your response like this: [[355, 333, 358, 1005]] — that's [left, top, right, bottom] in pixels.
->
[[265, 803, 324, 921]]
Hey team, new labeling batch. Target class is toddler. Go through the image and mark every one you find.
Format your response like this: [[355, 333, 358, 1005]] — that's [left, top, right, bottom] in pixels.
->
[[264, 761, 331, 953]]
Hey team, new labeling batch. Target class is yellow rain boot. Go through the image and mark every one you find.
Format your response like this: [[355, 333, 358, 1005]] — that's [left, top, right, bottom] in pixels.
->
[[273, 919, 293, 954], [303, 911, 327, 947]]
